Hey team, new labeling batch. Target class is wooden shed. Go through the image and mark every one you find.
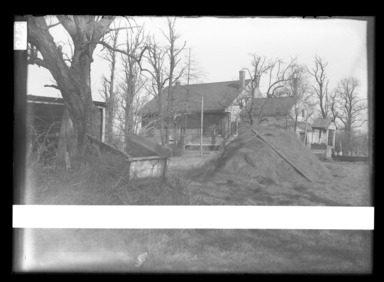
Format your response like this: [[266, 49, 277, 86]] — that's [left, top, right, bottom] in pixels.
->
[[310, 118, 336, 159], [27, 94, 106, 164], [87, 133, 171, 180]]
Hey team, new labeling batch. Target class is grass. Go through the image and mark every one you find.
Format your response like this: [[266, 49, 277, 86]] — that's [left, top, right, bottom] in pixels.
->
[[22, 228, 371, 273], [19, 151, 372, 273], [26, 152, 191, 205]]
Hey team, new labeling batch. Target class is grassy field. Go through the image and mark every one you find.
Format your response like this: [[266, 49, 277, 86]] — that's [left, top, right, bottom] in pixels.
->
[[20, 228, 371, 273], [19, 152, 372, 273]]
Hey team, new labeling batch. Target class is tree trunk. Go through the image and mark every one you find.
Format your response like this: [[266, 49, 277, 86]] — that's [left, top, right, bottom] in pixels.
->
[[124, 80, 134, 154], [157, 87, 166, 146], [64, 58, 101, 158], [106, 99, 114, 144], [57, 107, 75, 165], [28, 16, 112, 162], [106, 70, 116, 144]]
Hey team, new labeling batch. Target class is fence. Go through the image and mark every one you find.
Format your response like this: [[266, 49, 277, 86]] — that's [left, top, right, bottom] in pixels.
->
[[332, 156, 369, 162]]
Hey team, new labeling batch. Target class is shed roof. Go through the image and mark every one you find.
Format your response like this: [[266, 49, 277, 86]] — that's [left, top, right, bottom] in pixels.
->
[[311, 118, 334, 129], [141, 80, 251, 115], [294, 121, 313, 131], [27, 94, 106, 107]]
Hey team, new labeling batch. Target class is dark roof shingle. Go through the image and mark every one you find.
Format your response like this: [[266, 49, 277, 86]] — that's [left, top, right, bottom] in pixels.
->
[[311, 118, 334, 129], [142, 80, 251, 114], [27, 94, 106, 107], [242, 96, 296, 117]]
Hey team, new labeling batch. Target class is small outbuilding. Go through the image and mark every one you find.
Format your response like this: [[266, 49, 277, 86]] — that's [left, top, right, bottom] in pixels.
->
[[310, 118, 336, 159]]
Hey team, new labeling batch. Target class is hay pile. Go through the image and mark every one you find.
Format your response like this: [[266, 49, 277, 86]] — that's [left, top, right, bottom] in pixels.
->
[[196, 126, 331, 184]]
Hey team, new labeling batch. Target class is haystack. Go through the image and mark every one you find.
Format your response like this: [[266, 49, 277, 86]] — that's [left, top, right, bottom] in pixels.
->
[[196, 126, 331, 184]]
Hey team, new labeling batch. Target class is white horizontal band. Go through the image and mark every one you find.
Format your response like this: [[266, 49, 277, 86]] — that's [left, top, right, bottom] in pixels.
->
[[13, 205, 374, 230]]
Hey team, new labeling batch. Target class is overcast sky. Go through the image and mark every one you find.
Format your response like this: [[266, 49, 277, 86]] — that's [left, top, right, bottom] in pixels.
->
[[27, 16, 368, 102]]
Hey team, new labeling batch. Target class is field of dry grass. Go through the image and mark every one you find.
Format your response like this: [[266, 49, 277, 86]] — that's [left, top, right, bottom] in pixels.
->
[[20, 227, 371, 273], [19, 151, 372, 273]]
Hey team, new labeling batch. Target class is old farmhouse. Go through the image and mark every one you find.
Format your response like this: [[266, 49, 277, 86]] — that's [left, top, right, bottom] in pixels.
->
[[141, 70, 337, 161], [141, 71, 251, 148]]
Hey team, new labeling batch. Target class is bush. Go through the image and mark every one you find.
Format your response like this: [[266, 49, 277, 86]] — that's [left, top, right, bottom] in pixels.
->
[[27, 152, 191, 206]]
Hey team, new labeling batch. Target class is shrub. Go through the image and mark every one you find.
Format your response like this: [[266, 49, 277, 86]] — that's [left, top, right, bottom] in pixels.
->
[[27, 152, 191, 206]]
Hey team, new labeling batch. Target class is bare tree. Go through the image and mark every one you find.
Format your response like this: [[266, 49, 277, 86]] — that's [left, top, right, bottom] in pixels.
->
[[178, 48, 207, 143], [328, 91, 339, 124], [265, 57, 300, 97], [27, 16, 116, 160], [236, 54, 273, 125], [118, 19, 147, 153], [99, 22, 122, 144], [142, 37, 169, 145], [288, 72, 316, 132], [334, 77, 367, 155], [141, 18, 186, 147], [307, 55, 331, 118], [234, 55, 300, 126], [163, 17, 187, 146], [183, 48, 207, 85], [27, 16, 147, 162]]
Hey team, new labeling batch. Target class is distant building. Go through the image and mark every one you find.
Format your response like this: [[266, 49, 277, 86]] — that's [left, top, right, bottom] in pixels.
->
[[293, 121, 313, 147], [239, 96, 296, 129], [309, 118, 336, 159]]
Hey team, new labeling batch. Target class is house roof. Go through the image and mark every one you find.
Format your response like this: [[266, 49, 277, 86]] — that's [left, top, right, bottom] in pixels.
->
[[294, 121, 313, 131], [311, 118, 334, 129], [27, 94, 107, 107], [241, 96, 296, 117], [141, 80, 251, 115]]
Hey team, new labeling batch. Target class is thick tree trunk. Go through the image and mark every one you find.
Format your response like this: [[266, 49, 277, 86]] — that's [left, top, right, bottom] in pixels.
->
[[28, 16, 114, 163], [64, 58, 101, 158], [57, 108, 74, 164]]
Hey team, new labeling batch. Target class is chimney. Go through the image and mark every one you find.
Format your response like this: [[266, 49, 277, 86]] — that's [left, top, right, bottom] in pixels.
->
[[239, 70, 245, 90], [175, 81, 181, 86]]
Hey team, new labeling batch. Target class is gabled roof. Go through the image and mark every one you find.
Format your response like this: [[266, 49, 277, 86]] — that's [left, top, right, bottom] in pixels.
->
[[311, 118, 334, 129], [242, 96, 296, 117], [141, 80, 251, 115]]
